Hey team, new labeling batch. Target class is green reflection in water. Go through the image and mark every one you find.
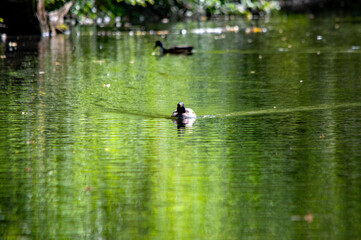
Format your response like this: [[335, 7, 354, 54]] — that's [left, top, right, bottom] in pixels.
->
[[1, 14, 361, 239]]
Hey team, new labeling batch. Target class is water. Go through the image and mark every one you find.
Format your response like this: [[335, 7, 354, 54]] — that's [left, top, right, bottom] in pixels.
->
[[1, 14, 361, 239]]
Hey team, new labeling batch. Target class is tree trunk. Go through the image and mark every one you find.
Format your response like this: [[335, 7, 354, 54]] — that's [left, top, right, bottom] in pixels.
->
[[36, 0, 50, 36], [48, 1, 74, 36]]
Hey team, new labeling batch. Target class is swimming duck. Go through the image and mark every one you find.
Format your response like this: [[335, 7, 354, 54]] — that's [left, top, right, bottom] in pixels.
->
[[154, 41, 193, 55], [171, 102, 196, 118]]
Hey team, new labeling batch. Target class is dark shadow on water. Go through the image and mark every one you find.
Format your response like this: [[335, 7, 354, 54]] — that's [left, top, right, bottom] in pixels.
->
[[153, 52, 193, 58], [93, 102, 170, 119]]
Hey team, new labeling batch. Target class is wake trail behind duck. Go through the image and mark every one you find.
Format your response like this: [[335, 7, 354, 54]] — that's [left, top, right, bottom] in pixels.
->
[[201, 102, 361, 119]]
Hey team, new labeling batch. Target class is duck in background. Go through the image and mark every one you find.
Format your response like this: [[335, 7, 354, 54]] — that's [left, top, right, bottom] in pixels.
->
[[154, 41, 193, 55]]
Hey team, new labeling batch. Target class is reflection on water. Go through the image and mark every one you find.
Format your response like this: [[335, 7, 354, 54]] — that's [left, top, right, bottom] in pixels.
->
[[1, 14, 361, 239], [172, 117, 196, 130]]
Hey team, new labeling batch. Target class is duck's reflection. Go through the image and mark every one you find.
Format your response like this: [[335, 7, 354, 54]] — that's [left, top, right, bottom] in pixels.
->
[[172, 117, 196, 132]]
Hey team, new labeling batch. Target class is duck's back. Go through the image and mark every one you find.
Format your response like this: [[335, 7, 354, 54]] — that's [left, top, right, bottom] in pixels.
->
[[185, 108, 196, 118], [168, 45, 193, 54], [171, 110, 178, 118]]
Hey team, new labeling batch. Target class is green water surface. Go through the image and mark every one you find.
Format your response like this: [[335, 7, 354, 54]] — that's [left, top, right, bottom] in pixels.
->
[[0, 14, 361, 239]]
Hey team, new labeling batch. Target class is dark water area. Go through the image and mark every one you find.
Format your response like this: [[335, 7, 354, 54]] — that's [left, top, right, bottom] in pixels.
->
[[1, 14, 361, 239]]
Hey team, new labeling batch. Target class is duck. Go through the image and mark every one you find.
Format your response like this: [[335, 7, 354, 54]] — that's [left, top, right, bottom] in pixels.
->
[[171, 102, 196, 118], [154, 41, 193, 55]]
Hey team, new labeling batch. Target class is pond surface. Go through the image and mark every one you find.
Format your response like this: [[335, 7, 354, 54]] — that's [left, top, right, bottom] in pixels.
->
[[1, 14, 361, 239]]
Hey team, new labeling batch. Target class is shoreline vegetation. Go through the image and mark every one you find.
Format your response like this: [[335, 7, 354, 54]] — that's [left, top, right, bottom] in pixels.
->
[[0, 0, 361, 36]]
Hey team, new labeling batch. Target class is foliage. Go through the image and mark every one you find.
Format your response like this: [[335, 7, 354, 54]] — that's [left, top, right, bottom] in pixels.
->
[[44, 0, 279, 22]]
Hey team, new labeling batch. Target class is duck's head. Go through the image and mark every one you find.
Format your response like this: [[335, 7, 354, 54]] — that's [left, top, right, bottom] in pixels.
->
[[177, 102, 186, 114], [154, 40, 164, 49]]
